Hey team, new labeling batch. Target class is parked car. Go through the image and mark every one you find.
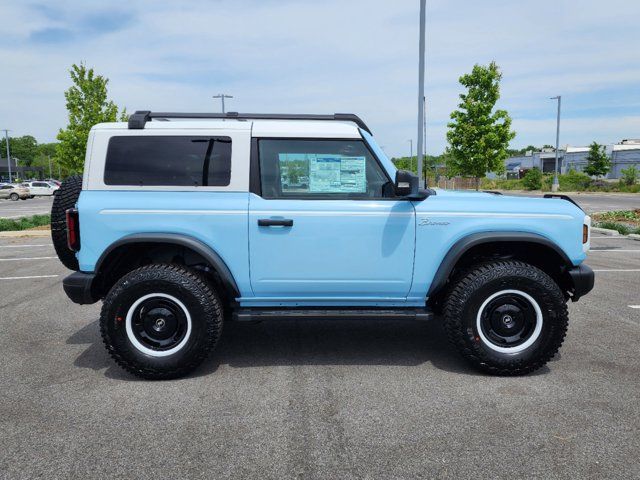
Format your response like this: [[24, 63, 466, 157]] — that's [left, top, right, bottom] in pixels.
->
[[46, 179, 62, 186], [52, 111, 594, 380], [0, 184, 30, 201], [21, 181, 59, 196]]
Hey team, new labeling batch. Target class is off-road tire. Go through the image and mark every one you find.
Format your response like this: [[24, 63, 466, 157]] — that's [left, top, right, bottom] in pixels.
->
[[100, 264, 223, 380], [9, 192, 19, 201], [443, 260, 568, 376], [51, 175, 82, 270]]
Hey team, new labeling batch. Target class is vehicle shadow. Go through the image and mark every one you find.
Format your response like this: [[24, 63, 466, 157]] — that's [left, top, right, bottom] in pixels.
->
[[68, 317, 551, 380]]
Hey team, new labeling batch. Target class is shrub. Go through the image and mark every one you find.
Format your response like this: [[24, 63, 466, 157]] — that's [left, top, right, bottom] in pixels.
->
[[620, 165, 638, 186], [559, 170, 592, 191], [522, 168, 542, 190]]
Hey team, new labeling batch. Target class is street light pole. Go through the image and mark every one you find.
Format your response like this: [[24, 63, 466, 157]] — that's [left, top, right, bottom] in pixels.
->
[[213, 94, 233, 114], [408, 139, 413, 172], [48, 155, 53, 178], [416, 0, 426, 187], [2, 129, 11, 183], [550, 95, 562, 192]]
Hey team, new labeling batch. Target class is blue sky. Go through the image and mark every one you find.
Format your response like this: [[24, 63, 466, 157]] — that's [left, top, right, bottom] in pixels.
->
[[0, 0, 638, 157]]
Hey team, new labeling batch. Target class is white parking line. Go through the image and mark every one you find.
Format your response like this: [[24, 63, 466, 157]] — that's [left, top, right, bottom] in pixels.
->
[[0, 256, 56, 261], [589, 250, 640, 252], [593, 269, 640, 272], [0, 244, 53, 248], [629, 305, 640, 309], [0, 274, 59, 280]]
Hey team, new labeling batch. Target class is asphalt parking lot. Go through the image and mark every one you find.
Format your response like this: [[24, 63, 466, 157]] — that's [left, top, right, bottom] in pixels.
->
[[500, 191, 639, 214], [0, 195, 53, 219], [1, 233, 639, 479]]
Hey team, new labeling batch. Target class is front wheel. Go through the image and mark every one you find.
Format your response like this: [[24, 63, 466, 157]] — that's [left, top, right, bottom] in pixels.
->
[[100, 264, 224, 379], [443, 260, 568, 375], [10, 193, 19, 201]]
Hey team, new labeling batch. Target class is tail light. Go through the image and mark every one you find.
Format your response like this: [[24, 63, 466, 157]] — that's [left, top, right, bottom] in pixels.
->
[[66, 208, 80, 251]]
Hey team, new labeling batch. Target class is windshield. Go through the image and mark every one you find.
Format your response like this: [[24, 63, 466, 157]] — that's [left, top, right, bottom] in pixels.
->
[[359, 129, 397, 177]]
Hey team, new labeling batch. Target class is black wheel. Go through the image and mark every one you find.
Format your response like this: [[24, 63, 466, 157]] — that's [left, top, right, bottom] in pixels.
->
[[443, 260, 568, 376], [51, 175, 82, 270], [10, 193, 19, 201], [100, 264, 223, 380]]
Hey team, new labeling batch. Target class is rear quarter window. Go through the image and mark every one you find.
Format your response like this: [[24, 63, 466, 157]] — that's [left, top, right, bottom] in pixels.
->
[[104, 136, 232, 187]]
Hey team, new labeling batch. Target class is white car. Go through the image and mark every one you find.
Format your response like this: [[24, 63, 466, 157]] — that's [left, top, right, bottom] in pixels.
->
[[21, 181, 59, 196]]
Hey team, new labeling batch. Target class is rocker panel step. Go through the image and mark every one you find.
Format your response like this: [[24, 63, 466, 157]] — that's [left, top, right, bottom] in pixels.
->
[[233, 308, 433, 322]]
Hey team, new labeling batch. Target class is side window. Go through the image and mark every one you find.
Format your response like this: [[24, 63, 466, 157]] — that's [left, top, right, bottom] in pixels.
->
[[104, 136, 232, 187], [258, 139, 390, 199], [33, 182, 48, 188]]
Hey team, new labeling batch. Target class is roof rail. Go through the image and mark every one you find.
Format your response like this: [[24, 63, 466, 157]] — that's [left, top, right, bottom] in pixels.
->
[[127, 111, 372, 134]]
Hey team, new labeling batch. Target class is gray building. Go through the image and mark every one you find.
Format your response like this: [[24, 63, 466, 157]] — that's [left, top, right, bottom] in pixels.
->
[[504, 140, 640, 179]]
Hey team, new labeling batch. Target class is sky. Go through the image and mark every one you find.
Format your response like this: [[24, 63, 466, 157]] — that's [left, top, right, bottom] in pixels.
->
[[0, 0, 639, 158]]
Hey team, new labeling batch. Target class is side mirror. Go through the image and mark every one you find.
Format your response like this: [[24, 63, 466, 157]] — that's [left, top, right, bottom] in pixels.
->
[[394, 169, 428, 199]]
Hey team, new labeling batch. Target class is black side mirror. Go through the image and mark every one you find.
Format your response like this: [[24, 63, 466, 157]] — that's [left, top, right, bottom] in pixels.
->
[[394, 169, 423, 198]]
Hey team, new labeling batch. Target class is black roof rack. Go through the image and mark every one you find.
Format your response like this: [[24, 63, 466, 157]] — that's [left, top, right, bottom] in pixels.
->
[[127, 111, 372, 134]]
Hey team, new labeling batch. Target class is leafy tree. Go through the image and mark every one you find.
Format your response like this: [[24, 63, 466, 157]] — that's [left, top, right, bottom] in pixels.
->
[[446, 62, 516, 189], [583, 142, 611, 178], [0, 135, 39, 166], [522, 167, 542, 190], [57, 63, 127, 173]]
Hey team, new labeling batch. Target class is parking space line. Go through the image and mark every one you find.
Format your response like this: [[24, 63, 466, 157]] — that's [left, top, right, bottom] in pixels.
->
[[0, 244, 53, 248], [0, 274, 59, 280], [589, 249, 640, 252], [593, 269, 640, 272], [629, 305, 640, 309], [0, 256, 57, 261]]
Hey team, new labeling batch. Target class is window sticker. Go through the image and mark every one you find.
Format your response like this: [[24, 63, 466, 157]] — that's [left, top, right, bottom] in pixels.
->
[[309, 155, 366, 193]]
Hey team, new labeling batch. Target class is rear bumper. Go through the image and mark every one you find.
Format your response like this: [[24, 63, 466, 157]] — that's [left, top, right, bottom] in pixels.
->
[[567, 264, 594, 301], [63, 272, 99, 305]]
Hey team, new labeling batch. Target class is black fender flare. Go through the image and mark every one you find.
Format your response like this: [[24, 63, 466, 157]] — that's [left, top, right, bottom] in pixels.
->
[[426, 232, 573, 299], [94, 233, 240, 297]]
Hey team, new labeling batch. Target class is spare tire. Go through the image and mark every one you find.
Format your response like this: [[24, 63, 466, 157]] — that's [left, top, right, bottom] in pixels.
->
[[51, 175, 82, 271]]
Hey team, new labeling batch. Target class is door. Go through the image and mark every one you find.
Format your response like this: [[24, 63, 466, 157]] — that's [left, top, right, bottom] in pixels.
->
[[248, 138, 416, 302], [30, 182, 50, 195]]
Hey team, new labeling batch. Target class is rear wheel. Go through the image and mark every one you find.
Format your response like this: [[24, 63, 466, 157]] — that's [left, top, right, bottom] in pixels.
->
[[10, 193, 18, 201], [443, 260, 568, 375], [51, 175, 82, 270], [100, 264, 223, 380]]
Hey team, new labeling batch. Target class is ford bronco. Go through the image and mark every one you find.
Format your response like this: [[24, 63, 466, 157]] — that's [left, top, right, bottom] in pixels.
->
[[52, 111, 594, 379]]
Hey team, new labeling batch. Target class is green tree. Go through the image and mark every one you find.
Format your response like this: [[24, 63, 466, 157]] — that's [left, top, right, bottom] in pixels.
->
[[0, 135, 39, 166], [446, 61, 516, 189], [57, 63, 127, 173], [583, 142, 611, 178]]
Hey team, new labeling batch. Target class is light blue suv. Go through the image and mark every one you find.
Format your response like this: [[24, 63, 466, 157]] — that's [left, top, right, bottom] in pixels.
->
[[52, 111, 594, 379]]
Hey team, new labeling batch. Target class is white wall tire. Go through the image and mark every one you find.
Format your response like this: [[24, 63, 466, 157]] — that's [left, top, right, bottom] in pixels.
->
[[443, 260, 569, 376], [100, 264, 223, 380]]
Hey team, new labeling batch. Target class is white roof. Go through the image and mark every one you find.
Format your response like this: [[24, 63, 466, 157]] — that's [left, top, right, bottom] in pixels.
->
[[93, 119, 362, 138]]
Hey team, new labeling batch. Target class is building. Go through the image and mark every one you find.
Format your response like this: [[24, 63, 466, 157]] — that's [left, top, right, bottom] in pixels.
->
[[504, 140, 640, 179]]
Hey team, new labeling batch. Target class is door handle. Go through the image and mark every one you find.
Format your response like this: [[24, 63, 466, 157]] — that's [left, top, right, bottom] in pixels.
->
[[258, 218, 294, 227]]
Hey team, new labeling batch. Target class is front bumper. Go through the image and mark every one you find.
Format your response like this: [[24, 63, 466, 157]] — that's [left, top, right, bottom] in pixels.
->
[[63, 272, 99, 305], [567, 264, 595, 301]]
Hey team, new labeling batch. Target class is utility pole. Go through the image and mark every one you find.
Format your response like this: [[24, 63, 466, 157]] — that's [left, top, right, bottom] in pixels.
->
[[48, 155, 53, 178], [416, 0, 426, 187], [213, 94, 233, 114], [408, 139, 413, 172], [423, 95, 428, 185], [550, 95, 561, 192], [2, 129, 11, 183]]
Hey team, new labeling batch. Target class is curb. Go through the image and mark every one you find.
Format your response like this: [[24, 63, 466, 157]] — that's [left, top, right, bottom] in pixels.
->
[[629, 234, 640, 241], [592, 227, 620, 236], [0, 229, 51, 238]]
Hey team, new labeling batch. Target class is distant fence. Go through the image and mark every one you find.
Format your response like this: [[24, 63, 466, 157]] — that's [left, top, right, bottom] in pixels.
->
[[435, 177, 478, 190]]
